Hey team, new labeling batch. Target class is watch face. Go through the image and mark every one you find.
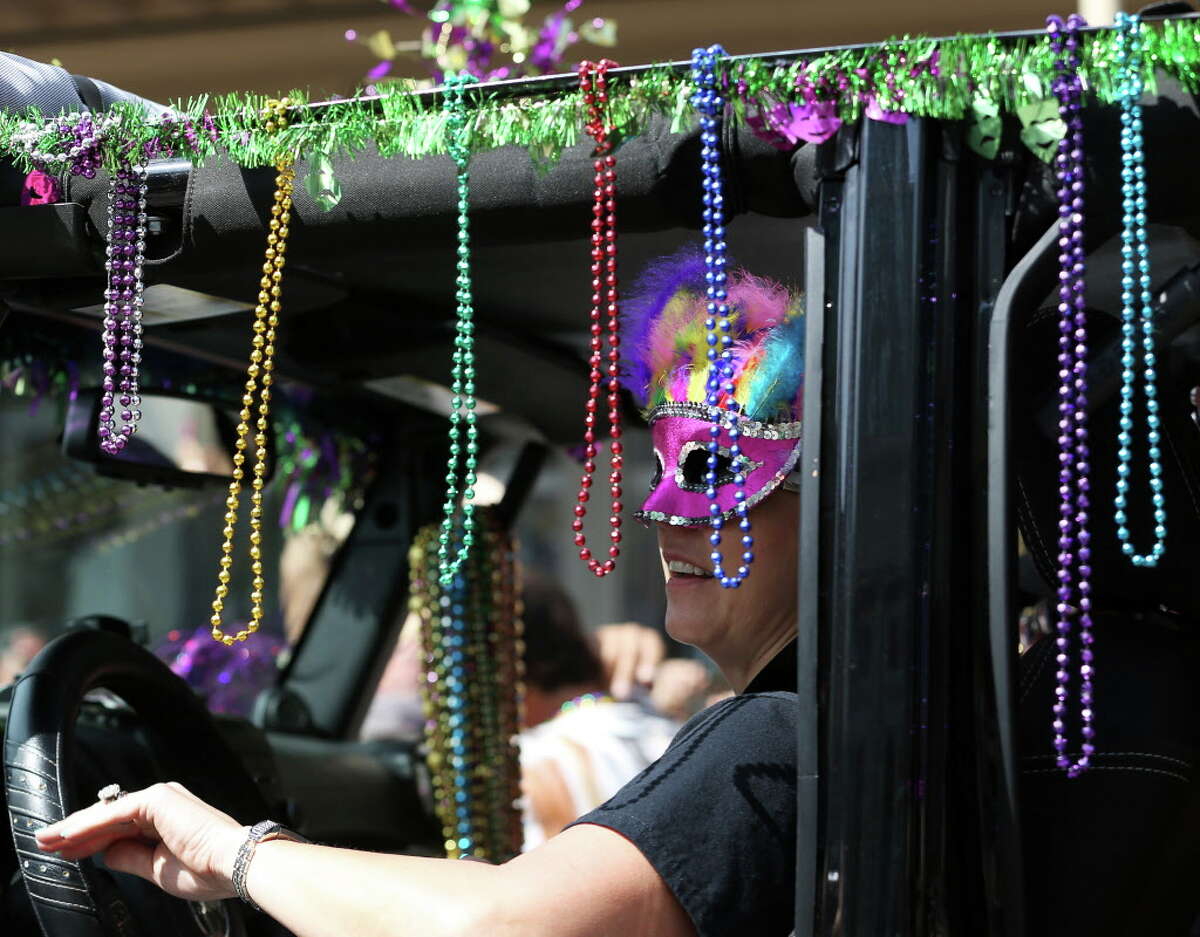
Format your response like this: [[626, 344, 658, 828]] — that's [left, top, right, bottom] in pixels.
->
[[249, 820, 283, 840]]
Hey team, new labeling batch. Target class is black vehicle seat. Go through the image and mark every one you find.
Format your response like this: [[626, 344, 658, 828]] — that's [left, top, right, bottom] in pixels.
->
[[1017, 608, 1200, 936], [1008, 220, 1200, 932], [1008, 76, 1200, 926], [1012, 283, 1200, 933]]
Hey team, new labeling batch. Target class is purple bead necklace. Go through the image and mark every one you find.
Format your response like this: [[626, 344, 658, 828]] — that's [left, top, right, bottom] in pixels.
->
[[9, 111, 148, 454], [1047, 13, 1095, 778], [98, 160, 149, 455]]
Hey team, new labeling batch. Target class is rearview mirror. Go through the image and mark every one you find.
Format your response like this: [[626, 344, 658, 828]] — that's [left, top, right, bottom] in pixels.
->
[[62, 389, 272, 488]]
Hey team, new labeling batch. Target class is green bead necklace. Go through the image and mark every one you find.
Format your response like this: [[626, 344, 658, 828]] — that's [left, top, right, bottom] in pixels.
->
[[437, 72, 480, 586]]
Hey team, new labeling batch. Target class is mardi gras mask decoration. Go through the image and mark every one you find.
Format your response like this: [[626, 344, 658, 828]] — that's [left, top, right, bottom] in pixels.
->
[[622, 248, 804, 528]]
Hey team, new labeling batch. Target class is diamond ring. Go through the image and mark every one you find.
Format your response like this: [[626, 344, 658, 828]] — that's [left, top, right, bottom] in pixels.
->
[[97, 784, 128, 805]]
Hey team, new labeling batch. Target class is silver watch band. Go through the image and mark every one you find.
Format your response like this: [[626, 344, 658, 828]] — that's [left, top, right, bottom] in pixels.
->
[[231, 820, 308, 912]]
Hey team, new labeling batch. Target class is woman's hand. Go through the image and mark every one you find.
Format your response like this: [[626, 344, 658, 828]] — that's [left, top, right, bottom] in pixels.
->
[[34, 781, 246, 903]]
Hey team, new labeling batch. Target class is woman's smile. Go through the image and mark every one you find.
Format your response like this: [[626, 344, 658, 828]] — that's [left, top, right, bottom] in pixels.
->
[[663, 553, 715, 586]]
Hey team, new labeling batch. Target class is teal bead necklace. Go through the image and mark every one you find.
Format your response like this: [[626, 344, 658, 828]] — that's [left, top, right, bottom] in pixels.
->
[[1113, 11, 1167, 568], [438, 72, 480, 586]]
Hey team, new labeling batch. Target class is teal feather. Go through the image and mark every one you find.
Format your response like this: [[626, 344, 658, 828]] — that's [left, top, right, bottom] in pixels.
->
[[742, 314, 806, 421]]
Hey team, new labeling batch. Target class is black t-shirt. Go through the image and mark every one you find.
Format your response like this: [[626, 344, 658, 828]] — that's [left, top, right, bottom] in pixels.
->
[[572, 643, 798, 937]]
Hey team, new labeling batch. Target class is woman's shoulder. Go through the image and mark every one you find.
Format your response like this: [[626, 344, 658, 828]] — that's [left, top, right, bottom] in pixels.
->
[[674, 689, 799, 735], [649, 690, 799, 772]]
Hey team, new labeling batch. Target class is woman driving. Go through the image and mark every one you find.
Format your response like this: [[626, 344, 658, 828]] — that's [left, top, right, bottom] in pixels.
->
[[34, 248, 806, 937]]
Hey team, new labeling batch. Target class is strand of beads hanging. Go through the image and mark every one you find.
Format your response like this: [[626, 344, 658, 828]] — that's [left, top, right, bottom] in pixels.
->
[[464, 526, 498, 855], [1046, 13, 1095, 779], [1113, 10, 1168, 569], [471, 531, 522, 859], [419, 525, 476, 858], [209, 98, 296, 646], [97, 159, 148, 455], [571, 58, 624, 579], [7, 110, 146, 456], [413, 512, 524, 863], [691, 45, 753, 589], [497, 542, 526, 856], [437, 72, 481, 588]]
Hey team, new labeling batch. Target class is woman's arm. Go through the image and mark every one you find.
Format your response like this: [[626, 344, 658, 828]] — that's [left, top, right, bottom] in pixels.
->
[[36, 782, 694, 937], [248, 823, 693, 937]]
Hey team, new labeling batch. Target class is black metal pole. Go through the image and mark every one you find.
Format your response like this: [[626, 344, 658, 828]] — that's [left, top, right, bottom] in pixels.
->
[[794, 219, 826, 937], [812, 116, 930, 935]]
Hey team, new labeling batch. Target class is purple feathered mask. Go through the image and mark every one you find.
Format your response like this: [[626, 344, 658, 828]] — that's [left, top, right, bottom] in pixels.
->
[[621, 248, 805, 527]]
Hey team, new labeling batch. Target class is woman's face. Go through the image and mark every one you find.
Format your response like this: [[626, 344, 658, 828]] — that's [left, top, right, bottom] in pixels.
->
[[655, 490, 799, 684]]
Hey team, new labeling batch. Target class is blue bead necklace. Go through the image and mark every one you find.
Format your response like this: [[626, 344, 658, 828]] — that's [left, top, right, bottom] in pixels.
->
[[437, 73, 480, 586], [691, 45, 754, 589], [443, 571, 474, 856], [1113, 11, 1167, 568]]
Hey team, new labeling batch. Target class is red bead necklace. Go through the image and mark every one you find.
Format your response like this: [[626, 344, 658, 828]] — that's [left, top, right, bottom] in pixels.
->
[[572, 59, 623, 577]]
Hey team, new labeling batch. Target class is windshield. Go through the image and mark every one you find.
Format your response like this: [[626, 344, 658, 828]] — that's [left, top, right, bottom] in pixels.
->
[[0, 389, 343, 715]]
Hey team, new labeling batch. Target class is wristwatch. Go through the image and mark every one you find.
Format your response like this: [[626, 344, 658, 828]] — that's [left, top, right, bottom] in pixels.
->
[[231, 820, 309, 912]]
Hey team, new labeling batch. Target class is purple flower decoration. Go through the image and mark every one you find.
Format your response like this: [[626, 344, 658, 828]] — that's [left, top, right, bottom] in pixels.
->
[[20, 170, 62, 206], [772, 99, 842, 145], [744, 108, 794, 152], [865, 96, 910, 125], [529, 11, 569, 72], [367, 60, 394, 80]]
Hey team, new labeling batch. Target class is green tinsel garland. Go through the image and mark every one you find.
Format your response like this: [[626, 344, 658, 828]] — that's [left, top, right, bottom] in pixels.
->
[[1, 21, 1199, 173]]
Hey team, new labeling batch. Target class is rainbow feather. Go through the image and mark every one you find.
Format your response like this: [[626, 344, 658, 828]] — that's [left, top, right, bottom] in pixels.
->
[[741, 312, 806, 421]]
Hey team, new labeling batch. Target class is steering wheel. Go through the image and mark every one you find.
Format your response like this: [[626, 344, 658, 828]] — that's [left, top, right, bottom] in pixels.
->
[[4, 627, 270, 937]]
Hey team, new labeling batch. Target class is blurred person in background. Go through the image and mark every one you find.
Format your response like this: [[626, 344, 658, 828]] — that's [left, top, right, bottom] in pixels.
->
[[0, 623, 48, 685], [358, 611, 427, 743], [279, 503, 354, 646], [518, 573, 680, 849], [593, 619, 724, 721]]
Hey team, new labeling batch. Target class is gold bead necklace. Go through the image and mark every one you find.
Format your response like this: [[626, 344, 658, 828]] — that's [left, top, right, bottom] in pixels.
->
[[210, 98, 295, 646]]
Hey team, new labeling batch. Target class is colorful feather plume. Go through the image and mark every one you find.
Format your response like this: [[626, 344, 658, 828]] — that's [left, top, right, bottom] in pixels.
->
[[621, 247, 804, 421]]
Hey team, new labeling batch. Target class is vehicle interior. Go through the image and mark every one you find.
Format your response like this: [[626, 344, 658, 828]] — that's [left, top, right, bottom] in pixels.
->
[[2, 9, 1200, 937]]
